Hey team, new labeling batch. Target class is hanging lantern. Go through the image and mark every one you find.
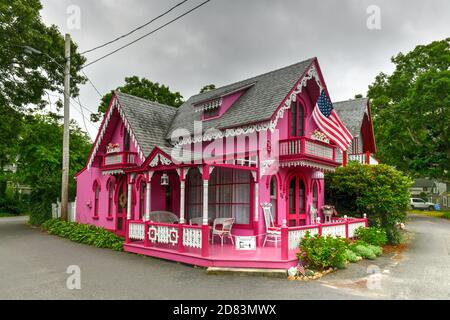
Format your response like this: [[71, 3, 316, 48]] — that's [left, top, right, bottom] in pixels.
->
[[161, 172, 169, 186]]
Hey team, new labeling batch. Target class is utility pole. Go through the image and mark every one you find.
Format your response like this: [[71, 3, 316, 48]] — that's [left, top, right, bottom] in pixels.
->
[[61, 33, 71, 221]]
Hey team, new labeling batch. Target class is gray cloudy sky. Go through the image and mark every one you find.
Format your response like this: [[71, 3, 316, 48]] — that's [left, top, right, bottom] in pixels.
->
[[40, 0, 450, 139]]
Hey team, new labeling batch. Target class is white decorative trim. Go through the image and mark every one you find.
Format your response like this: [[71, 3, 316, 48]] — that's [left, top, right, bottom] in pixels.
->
[[87, 97, 145, 170], [260, 159, 275, 177], [102, 169, 124, 175], [148, 153, 173, 167], [279, 160, 335, 172], [194, 97, 223, 113]]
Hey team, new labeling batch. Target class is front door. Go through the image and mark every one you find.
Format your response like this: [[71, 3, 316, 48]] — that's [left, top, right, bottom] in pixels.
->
[[116, 177, 127, 237], [288, 176, 307, 226]]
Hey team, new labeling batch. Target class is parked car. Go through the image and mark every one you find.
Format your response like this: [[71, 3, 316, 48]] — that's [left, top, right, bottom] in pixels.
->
[[410, 198, 435, 210]]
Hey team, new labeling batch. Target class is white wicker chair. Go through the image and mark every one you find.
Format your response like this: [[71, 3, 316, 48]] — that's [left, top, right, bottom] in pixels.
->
[[261, 203, 281, 247], [211, 218, 235, 246]]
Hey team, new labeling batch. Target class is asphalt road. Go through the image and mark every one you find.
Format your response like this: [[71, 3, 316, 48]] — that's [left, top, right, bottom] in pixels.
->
[[0, 214, 449, 299]]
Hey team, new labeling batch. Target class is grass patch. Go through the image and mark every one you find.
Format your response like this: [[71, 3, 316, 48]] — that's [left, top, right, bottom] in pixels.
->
[[408, 210, 450, 219], [0, 212, 29, 218]]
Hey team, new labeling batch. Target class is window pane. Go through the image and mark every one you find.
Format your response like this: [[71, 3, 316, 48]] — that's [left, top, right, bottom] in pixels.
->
[[290, 102, 297, 136], [298, 104, 304, 136], [289, 178, 295, 213], [299, 180, 305, 212]]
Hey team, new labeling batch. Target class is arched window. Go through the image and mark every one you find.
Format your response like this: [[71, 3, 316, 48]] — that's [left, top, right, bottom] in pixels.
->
[[312, 182, 318, 211], [93, 181, 100, 217], [290, 101, 305, 137], [140, 180, 146, 220], [269, 176, 277, 223], [107, 180, 114, 217], [123, 127, 130, 152]]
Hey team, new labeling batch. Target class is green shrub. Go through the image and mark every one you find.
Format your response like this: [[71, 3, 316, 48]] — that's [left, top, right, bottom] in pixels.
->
[[344, 249, 360, 263], [355, 226, 388, 246], [351, 244, 376, 260], [326, 162, 412, 244], [367, 244, 382, 256], [298, 233, 348, 270], [42, 218, 123, 251], [442, 212, 450, 220]]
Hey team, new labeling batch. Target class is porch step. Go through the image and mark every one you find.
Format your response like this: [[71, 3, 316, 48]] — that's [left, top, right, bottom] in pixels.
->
[[206, 267, 287, 278]]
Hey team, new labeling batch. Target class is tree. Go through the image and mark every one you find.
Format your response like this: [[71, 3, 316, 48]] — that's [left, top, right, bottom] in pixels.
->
[[326, 162, 413, 244], [91, 76, 184, 122], [368, 38, 450, 180], [199, 84, 216, 93], [0, 0, 86, 112], [16, 114, 91, 224]]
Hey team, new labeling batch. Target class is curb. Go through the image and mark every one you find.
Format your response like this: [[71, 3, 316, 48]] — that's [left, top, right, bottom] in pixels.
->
[[206, 267, 287, 278]]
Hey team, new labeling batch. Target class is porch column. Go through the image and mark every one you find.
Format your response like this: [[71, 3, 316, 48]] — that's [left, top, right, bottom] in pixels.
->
[[144, 171, 153, 221], [202, 179, 209, 225], [180, 180, 186, 224], [127, 173, 135, 220], [252, 171, 259, 223]]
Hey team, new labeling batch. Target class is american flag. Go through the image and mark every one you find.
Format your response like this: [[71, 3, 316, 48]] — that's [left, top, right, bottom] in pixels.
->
[[312, 90, 353, 151]]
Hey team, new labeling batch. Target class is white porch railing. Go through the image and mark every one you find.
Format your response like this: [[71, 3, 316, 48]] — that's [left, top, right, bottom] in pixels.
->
[[126, 220, 206, 255], [284, 216, 368, 256]]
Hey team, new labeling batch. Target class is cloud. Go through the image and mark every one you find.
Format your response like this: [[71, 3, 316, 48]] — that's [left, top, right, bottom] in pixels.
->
[[39, 0, 450, 139]]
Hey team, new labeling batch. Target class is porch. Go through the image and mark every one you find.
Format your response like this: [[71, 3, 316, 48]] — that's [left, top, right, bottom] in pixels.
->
[[124, 216, 367, 269]]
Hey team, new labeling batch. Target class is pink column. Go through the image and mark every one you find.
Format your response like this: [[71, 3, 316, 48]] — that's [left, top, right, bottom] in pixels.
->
[[125, 220, 130, 244], [178, 224, 184, 253], [344, 215, 349, 240], [201, 225, 209, 257], [144, 222, 149, 247], [281, 219, 288, 260]]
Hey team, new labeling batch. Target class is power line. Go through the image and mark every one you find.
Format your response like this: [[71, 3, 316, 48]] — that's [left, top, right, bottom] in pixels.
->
[[80, 0, 190, 55], [82, 69, 103, 98], [82, 0, 211, 69]]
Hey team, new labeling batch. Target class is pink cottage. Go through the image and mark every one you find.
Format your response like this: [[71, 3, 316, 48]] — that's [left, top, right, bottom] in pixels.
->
[[75, 58, 376, 269]]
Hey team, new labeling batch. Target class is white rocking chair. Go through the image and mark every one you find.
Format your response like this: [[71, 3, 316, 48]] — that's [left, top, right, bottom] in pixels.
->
[[261, 203, 281, 247]]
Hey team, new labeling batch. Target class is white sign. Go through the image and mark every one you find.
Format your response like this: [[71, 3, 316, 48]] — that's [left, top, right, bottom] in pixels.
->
[[235, 236, 256, 250]]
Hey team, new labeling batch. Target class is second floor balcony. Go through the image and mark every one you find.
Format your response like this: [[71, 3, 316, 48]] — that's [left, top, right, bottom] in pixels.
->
[[279, 137, 339, 163], [102, 151, 137, 168]]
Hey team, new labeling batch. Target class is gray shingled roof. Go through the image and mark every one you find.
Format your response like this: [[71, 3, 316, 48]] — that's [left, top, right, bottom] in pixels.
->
[[115, 92, 177, 156], [166, 58, 315, 139], [412, 178, 435, 188], [333, 98, 369, 137]]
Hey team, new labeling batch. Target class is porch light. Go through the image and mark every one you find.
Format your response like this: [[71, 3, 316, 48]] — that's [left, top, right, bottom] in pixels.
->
[[161, 172, 169, 186]]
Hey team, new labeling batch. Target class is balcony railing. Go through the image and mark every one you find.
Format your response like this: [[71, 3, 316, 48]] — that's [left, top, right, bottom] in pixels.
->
[[279, 137, 337, 162], [348, 152, 379, 165], [102, 151, 137, 167]]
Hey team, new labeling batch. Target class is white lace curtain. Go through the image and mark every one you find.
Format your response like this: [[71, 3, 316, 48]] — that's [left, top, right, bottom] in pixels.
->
[[186, 167, 251, 225]]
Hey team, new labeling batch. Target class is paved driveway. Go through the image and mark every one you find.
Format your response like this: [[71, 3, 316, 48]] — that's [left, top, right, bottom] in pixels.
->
[[0, 214, 448, 299]]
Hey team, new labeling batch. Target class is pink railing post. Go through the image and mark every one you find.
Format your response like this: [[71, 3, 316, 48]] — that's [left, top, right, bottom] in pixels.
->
[[281, 219, 288, 260], [125, 220, 130, 244], [144, 222, 149, 247], [317, 217, 322, 236], [344, 215, 349, 240], [201, 225, 209, 257], [178, 223, 184, 253], [365, 151, 371, 164], [300, 137, 306, 156], [363, 213, 368, 227]]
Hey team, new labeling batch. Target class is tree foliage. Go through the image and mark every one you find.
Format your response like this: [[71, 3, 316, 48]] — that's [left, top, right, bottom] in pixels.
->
[[326, 162, 412, 244], [91, 76, 184, 122], [368, 38, 450, 180], [0, 0, 86, 112], [16, 114, 91, 224], [199, 84, 216, 93]]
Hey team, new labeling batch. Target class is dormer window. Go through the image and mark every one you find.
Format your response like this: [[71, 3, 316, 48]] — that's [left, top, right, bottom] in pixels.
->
[[203, 107, 220, 119], [195, 97, 223, 120]]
